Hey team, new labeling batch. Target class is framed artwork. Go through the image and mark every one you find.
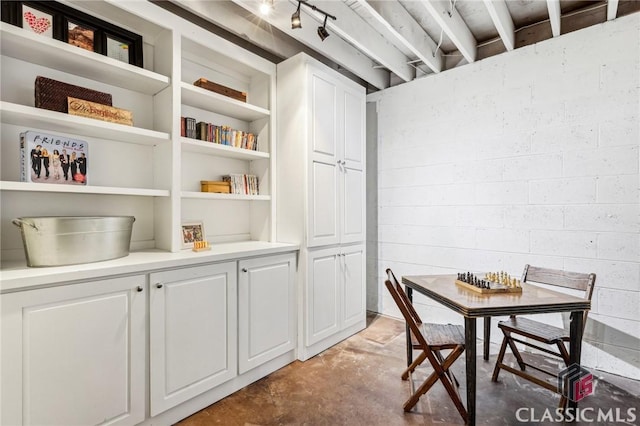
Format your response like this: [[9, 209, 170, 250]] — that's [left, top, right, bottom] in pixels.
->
[[20, 3, 52, 37], [181, 221, 205, 249], [1, 1, 143, 67]]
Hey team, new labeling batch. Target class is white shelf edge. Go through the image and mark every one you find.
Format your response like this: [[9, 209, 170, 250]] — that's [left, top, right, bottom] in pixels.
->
[[0, 23, 170, 95], [180, 82, 270, 121], [181, 191, 271, 201], [0, 102, 170, 146], [0, 181, 170, 197], [181, 138, 269, 160]]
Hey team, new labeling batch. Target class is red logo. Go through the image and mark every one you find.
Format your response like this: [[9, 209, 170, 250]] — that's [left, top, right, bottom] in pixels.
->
[[559, 364, 593, 402]]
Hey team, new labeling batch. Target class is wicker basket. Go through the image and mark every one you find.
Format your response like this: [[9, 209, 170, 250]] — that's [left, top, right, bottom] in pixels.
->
[[35, 76, 113, 113]]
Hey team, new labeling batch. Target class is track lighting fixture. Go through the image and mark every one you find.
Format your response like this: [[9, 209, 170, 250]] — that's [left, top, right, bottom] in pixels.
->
[[291, 2, 302, 29], [317, 15, 329, 41], [290, 0, 336, 41]]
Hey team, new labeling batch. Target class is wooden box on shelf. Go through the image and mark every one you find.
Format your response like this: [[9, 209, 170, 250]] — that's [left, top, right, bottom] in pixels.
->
[[67, 97, 133, 126], [200, 180, 231, 193], [193, 78, 247, 102], [35, 76, 112, 113]]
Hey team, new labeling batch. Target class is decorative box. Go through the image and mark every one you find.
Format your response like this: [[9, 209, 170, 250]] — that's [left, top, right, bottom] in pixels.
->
[[35, 76, 112, 113], [194, 78, 247, 103], [67, 97, 133, 126], [200, 181, 231, 193]]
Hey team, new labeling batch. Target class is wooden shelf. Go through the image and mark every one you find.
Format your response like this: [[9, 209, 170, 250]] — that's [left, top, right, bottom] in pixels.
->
[[0, 102, 170, 146], [181, 138, 269, 160], [181, 191, 271, 201], [0, 23, 170, 96], [0, 181, 170, 197], [181, 83, 270, 122]]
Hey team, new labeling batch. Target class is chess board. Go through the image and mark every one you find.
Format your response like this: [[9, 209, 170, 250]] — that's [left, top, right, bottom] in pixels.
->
[[455, 279, 523, 294]]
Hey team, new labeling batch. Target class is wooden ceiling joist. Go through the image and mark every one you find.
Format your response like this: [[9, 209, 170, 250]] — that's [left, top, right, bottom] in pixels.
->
[[313, 1, 415, 82], [607, 0, 619, 20], [420, 0, 477, 63], [483, 0, 515, 51], [547, 0, 561, 37], [356, 0, 444, 73]]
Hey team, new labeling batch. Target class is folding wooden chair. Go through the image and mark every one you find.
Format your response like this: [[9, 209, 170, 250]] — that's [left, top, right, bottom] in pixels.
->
[[491, 265, 596, 408], [385, 269, 467, 422]]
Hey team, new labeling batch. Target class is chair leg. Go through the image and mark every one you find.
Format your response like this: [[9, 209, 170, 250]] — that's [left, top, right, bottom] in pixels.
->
[[402, 351, 427, 381], [435, 350, 460, 387], [505, 332, 526, 371], [491, 335, 509, 382]]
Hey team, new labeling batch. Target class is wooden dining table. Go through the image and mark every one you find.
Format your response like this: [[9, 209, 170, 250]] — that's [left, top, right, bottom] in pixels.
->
[[401, 274, 591, 426]]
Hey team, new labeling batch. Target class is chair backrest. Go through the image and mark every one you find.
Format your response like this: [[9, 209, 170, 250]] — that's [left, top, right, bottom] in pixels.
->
[[522, 264, 596, 328], [384, 270, 429, 351], [386, 268, 423, 326]]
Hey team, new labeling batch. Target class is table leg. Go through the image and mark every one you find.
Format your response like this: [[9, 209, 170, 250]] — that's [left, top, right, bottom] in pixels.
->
[[483, 317, 490, 361], [465, 317, 477, 426], [568, 311, 585, 412], [406, 286, 413, 367]]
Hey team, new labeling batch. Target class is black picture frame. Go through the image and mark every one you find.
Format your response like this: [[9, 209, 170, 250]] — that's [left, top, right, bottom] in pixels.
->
[[1, 0, 143, 67]]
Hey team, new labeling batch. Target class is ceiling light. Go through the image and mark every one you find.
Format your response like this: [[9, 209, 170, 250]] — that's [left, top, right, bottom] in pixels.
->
[[291, 2, 302, 29], [259, 0, 273, 16], [317, 15, 329, 41]]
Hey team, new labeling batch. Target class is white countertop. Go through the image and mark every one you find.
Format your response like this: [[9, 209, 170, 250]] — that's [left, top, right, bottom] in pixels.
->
[[1, 241, 299, 293]]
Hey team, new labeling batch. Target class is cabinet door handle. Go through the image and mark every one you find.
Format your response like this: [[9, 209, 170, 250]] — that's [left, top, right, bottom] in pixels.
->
[[242, 268, 248, 273], [156, 283, 163, 289], [136, 286, 143, 292]]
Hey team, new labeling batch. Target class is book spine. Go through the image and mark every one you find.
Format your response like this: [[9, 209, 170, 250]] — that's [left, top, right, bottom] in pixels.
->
[[20, 132, 27, 182]]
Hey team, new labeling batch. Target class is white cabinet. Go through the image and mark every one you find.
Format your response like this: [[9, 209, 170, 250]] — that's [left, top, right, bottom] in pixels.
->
[[0, 275, 145, 426], [238, 253, 296, 374], [149, 262, 237, 416], [277, 53, 366, 360], [307, 67, 366, 247], [306, 245, 365, 347]]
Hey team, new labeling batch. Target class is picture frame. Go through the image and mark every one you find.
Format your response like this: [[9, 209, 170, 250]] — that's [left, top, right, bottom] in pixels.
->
[[181, 221, 205, 249], [1, 1, 143, 67]]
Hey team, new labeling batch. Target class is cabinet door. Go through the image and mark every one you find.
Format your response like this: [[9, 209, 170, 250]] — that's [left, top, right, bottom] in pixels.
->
[[149, 262, 237, 416], [306, 247, 341, 345], [342, 87, 365, 171], [308, 158, 340, 247], [1, 276, 145, 426], [342, 245, 366, 329], [238, 253, 296, 374], [307, 68, 340, 248], [341, 165, 365, 245]]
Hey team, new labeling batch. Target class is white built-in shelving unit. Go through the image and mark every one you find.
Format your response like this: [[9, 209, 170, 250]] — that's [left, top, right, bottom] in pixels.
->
[[0, 0, 276, 263]]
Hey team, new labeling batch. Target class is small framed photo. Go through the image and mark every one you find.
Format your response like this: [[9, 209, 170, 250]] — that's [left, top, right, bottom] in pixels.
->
[[106, 35, 130, 63], [181, 221, 205, 249], [67, 20, 95, 52], [21, 4, 53, 37]]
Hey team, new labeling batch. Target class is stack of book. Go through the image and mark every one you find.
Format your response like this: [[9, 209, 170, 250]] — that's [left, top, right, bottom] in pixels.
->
[[180, 117, 258, 151], [222, 174, 259, 195]]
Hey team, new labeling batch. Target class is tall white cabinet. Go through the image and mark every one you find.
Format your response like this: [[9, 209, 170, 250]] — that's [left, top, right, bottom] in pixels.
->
[[277, 53, 366, 360]]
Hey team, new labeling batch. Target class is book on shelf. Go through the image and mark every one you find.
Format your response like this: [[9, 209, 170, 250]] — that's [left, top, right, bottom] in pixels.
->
[[20, 130, 89, 185], [222, 174, 259, 195], [181, 116, 258, 151]]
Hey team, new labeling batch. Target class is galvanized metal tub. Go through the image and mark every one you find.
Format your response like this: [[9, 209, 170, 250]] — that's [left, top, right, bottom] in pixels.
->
[[12, 216, 135, 267]]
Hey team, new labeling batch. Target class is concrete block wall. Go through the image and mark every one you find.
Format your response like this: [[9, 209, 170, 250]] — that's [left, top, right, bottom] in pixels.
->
[[370, 14, 640, 379]]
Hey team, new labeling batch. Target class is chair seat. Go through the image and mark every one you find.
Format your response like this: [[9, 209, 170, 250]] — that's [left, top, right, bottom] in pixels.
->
[[498, 317, 568, 344], [413, 323, 465, 349]]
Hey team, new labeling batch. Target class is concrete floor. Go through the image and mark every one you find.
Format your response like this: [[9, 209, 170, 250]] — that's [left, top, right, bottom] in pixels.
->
[[178, 313, 640, 425]]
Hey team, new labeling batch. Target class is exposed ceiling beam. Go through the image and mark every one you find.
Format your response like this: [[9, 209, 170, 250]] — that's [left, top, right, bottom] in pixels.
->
[[356, 0, 443, 73], [547, 0, 561, 37], [483, 0, 515, 51], [230, 0, 390, 89], [419, 0, 477, 63], [607, 0, 619, 20], [313, 1, 415, 82]]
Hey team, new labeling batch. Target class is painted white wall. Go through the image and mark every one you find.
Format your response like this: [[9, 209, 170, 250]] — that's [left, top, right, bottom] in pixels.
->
[[370, 13, 640, 379]]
